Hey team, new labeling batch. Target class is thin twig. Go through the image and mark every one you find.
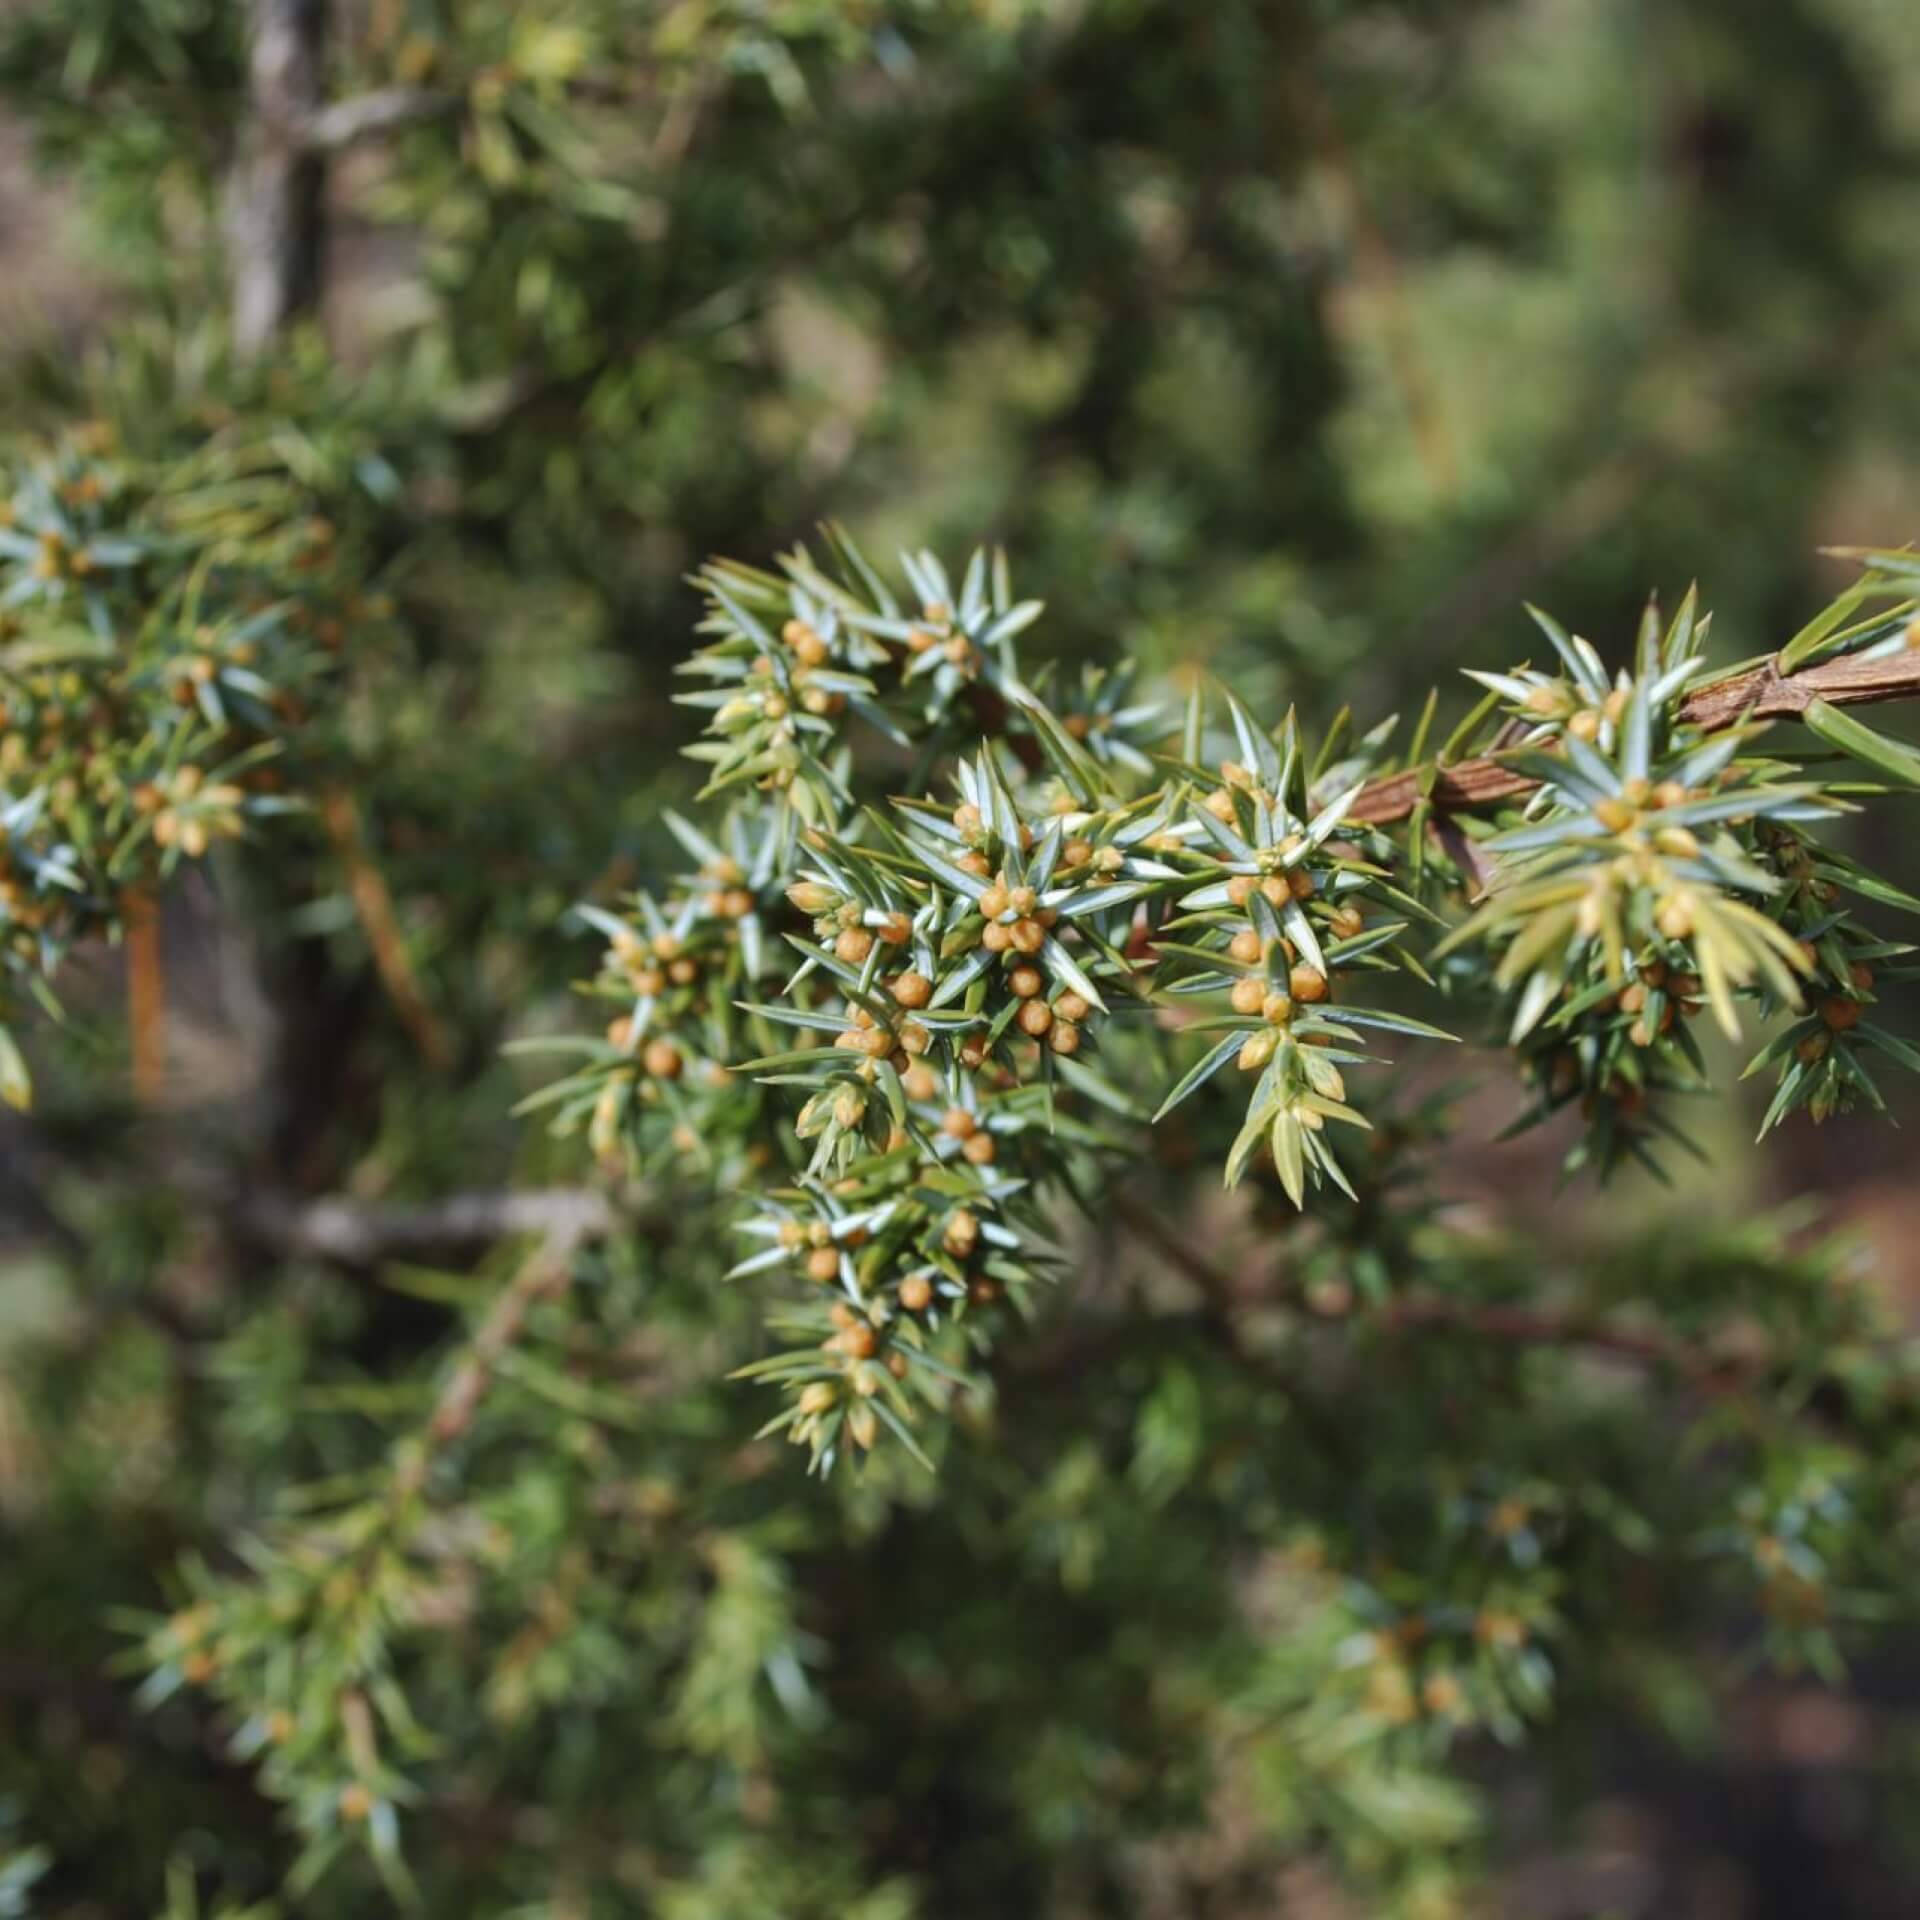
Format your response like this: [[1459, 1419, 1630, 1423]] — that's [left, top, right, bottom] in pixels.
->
[[413, 1232, 575, 1466], [320, 785, 455, 1070]]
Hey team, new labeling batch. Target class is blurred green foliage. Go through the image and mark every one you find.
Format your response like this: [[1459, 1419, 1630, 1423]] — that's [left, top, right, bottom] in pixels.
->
[[2, 2, 1920, 1917]]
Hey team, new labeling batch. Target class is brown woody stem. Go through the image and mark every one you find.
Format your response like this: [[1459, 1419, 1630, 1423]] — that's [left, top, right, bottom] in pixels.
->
[[125, 889, 166, 1102], [1348, 646, 1920, 827], [320, 785, 455, 1069]]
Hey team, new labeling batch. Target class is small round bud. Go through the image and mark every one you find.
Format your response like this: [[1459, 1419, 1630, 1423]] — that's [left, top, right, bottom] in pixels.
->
[[1062, 839, 1094, 867], [1009, 966, 1044, 998], [978, 883, 1010, 920], [890, 971, 933, 1009], [1229, 930, 1262, 965], [1261, 993, 1294, 1026], [798, 1382, 837, 1417], [1226, 875, 1258, 908], [1229, 977, 1266, 1016], [784, 621, 829, 666], [1055, 991, 1091, 1023], [1657, 896, 1695, 941], [642, 1040, 683, 1079], [962, 1130, 998, 1165], [835, 927, 875, 966], [898, 1274, 934, 1313], [1009, 918, 1046, 954], [1017, 999, 1054, 1038], [981, 921, 1013, 952], [806, 1246, 841, 1283], [1288, 965, 1329, 1004], [942, 1106, 978, 1139], [903, 1065, 940, 1102], [1237, 1031, 1278, 1073], [1048, 1021, 1082, 1056], [340, 1784, 375, 1823], [1328, 905, 1365, 940], [1822, 997, 1862, 1032]]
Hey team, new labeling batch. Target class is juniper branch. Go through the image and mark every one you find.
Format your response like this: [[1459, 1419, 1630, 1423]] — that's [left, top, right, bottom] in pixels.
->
[[1349, 644, 1920, 825]]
